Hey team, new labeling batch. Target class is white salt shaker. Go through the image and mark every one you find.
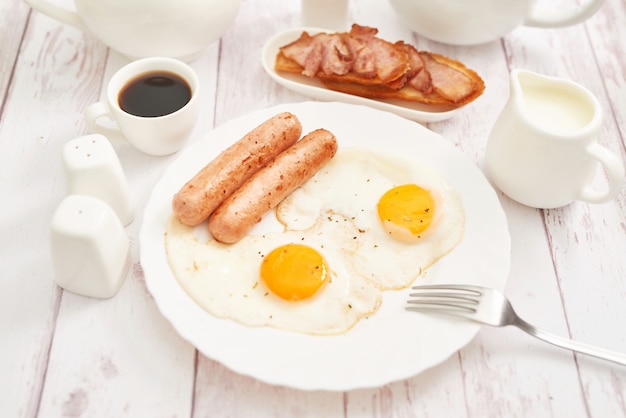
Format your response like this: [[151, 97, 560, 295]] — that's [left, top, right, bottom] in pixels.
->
[[62, 134, 134, 226], [50, 194, 131, 299], [301, 0, 349, 31]]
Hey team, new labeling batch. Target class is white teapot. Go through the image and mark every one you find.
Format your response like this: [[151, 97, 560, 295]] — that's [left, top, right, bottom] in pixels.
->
[[24, 0, 241, 62], [388, 0, 605, 45]]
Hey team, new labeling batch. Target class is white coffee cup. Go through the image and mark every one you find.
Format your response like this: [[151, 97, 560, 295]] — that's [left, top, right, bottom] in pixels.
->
[[85, 57, 200, 156], [485, 70, 625, 209]]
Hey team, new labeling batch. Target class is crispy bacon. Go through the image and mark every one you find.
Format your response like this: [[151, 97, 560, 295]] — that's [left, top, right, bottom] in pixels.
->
[[396, 42, 432, 94], [276, 24, 484, 107], [342, 34, 376, 78], [279, 24, 409, 85], [319, 33, 353, 76], [346, 25, 409, 83], [279, 32, 318, 77], [420, 52, 474, 103]]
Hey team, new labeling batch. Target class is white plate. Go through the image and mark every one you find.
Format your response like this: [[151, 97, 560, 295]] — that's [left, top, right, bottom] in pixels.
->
[[140, 101, 510, 391], [261, 27, 464, 124]]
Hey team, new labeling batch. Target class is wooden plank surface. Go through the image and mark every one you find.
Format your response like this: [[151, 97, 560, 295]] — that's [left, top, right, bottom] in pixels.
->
[[1, 0, 624, 417]]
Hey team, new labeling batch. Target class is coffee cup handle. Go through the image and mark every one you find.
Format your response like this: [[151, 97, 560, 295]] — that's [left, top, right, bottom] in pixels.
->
[[525, 0, 605, 28], [85, 102, 127, 144], [577, 142, 625, 204]]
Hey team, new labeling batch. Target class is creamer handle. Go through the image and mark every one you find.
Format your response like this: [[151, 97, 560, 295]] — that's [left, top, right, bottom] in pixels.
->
[[23, 0, 87, 31], [525, 0, 605, 28], [578, 142, 625, 204]]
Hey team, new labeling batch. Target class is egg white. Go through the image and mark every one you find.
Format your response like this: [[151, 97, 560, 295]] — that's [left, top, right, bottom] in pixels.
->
[[165, 214, 382, 335], [277, 147, 465, 290]]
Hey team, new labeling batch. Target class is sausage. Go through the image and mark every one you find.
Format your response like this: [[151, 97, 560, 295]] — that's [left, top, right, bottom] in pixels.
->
[[208, 128, 338, 244], [172, 112, 302, 225]]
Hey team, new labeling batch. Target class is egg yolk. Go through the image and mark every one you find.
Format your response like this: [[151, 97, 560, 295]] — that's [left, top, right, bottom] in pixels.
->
[[377, 184, 436, 242], [260, 244, 329, 301]]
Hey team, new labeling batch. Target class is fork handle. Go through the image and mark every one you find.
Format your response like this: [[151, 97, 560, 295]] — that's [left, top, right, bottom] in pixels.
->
[[515, 318, 626, 366]]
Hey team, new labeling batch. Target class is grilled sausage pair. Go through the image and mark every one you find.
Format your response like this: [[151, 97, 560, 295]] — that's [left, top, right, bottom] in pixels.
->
[[172, 112, 338, 243]]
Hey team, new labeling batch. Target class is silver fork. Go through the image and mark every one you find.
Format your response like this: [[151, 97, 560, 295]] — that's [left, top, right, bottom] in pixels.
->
[[407, 284, 626, 366]]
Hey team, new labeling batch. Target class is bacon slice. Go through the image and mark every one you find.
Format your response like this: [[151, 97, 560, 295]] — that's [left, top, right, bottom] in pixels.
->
[[396, 42, 432, 94], [419, 52, 475, 103], [279, 25, 409, 86], [343, 34, 376, 78], [279, 32, 318, 77], [346, 25, 409, 84], [275, 24, 485, 108]]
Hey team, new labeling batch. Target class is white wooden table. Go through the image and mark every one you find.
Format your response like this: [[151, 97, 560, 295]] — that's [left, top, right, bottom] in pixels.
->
[[2, 0, 625, 416]]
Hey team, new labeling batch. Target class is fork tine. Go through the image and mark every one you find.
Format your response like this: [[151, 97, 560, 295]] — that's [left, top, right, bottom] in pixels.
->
[[409, 285, 482, 303], [406, 284, 484, 315], [406, 295, 478, 311], [410, 284, 484, 294], [409, 289, 480, 303], [406, 301, 477, 314], [407, 293, 479, 305]]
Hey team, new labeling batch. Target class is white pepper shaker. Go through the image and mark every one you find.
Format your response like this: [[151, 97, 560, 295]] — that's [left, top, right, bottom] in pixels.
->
[[301, 0, 349, 31], [62, 134, 134, 226], [50, 194, 131, 299]]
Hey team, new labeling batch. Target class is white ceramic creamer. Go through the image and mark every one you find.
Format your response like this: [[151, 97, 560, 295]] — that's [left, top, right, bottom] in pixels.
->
[[485, 69, 624, 209], [388, 0, 605, 45], [23, 0, 241, 62]]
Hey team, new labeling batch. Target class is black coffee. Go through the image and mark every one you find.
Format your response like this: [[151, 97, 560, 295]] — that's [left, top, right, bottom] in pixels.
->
[[119, 71, 191, 117]]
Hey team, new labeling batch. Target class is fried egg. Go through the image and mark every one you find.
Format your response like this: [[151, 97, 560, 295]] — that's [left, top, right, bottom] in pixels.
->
[[165, 214, 382, 335], [165, 147, 464, 335], [277, 147, 465, 290]]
